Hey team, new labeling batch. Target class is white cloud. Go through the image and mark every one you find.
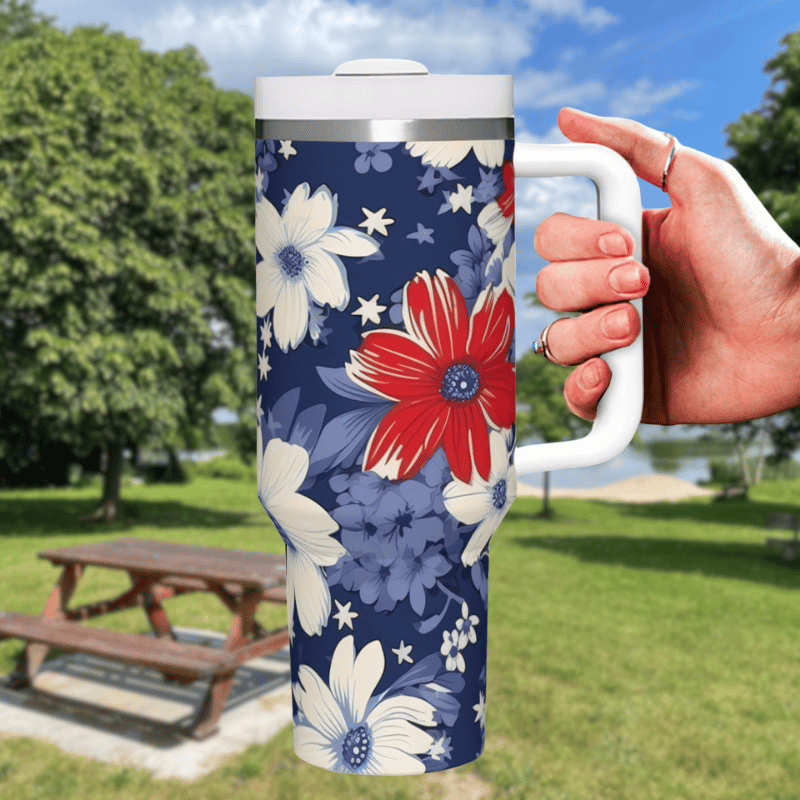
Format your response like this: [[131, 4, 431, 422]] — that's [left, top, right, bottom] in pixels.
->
[[517, 174, 596, 231], [515, 68, 607, 109], [138, 0, 534, 79], [135, 0, 623, 90], [512, 123, 597, 234], [610, 77, 694, 118], [515, 67, 694, 122]]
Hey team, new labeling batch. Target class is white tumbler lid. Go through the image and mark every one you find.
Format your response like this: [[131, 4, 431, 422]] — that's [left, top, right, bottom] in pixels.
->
[[254, 59, 513, 121]]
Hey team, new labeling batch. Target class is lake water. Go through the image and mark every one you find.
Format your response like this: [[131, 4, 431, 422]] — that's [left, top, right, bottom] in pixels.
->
[[518, 444, 711, 489]]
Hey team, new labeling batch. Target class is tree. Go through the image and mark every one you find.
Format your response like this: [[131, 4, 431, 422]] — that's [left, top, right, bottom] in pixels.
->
[[0, 0, 54, 42], [516, 292, 591, 515], [0, 25, 255, 518], [726, 30, 800, 465]]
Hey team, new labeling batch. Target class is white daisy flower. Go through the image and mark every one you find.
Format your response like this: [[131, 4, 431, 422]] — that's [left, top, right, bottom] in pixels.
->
[[440, 630, 466, 673], [256, 183, 379, 352], [443, 430, 517, 566], [478, 198, 513, 246], [257, 428, 346, 636], [406, 140, 504, 169], [455, 601, 480, 648], [293, 635, 436, 775], [487, 240, 516, 296]]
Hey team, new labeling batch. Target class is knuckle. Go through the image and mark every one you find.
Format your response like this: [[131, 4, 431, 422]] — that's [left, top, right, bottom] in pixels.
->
[[534, 269, 560, 309]]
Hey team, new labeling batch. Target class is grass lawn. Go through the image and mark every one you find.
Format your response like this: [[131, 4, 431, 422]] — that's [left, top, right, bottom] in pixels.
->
[[1, 475, 800, 799]]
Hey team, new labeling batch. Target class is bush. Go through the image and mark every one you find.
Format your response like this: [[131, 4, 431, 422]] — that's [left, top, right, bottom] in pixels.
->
[[705, 455, 800, 485], [184, 455, 254, 482]]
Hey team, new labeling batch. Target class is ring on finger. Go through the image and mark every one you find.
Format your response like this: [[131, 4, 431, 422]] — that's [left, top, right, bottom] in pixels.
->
[[532, 321, 572, 367], [661, 132, 680, 192]]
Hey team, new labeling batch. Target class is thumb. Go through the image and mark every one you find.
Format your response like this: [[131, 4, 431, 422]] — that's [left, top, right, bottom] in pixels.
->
[[558, 107, 679, 192]]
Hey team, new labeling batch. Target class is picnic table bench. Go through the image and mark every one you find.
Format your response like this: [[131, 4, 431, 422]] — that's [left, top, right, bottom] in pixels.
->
[[765, 513, 800, 561], [0, 538, 288, 739]]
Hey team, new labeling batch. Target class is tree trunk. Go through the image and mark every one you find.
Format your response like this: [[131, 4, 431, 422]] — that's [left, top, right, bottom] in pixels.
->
[[734, 426, 751, 486], [541, 471, 552, 518], [753, 420, 770, 485], [80, 440, 124, 521], [166, 446, 186, 483]]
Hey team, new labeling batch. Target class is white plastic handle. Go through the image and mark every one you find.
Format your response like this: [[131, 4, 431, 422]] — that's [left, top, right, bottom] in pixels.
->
[[514, 143, 643, 474]]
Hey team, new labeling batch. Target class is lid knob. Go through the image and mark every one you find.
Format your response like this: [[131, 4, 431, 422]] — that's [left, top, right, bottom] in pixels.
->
[[334, 59, 430, 76]]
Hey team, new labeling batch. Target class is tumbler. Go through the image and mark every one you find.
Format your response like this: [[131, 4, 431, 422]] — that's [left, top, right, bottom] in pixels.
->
[[254, 59, 642, 775]]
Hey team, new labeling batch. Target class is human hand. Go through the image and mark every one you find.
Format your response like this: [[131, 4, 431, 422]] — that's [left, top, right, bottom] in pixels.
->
[[535, 107, 800, 425]]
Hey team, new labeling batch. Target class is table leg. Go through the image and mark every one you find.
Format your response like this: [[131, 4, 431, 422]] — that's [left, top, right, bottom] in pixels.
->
[[131, 573, 176, 640], [191, 587, 262, 739], [15, 563, 84, 685]]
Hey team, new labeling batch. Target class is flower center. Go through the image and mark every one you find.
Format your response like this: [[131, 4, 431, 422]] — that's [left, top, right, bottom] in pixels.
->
[[277, 245, 305, 278], [394, 511, 413, 533], [342, 725, 371, 771], [492, 478, 507, 510], [440, 363, 480, 402]]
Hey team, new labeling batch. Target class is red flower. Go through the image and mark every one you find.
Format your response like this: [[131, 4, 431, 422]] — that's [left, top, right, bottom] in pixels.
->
[[498, 161, 515, 219], [345, 270, 515, 483]]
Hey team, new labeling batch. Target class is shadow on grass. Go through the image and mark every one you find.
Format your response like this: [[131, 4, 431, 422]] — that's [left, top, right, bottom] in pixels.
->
[[0, 496, 254, 537], [510, 497, 800, 531], [513, 532, 800, 589]]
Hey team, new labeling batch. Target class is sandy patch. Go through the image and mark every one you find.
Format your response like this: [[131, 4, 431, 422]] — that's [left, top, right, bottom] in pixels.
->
[[516, 473, 715, 503]]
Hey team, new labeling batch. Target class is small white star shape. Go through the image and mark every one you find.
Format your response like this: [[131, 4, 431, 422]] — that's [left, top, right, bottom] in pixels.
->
[[359, 206, 395, 236], [392, 640, 414, 664], [258, 352, 272, 381], [256, 394, 264, 420], [351, 294, 387, 325], [278, 140, 296, 159], [473, 690, 486, 727], [428, 735, 446, 761], [332, 600, 358, 630], [260, 318, 272, 351], [449, 184, 474, 213]]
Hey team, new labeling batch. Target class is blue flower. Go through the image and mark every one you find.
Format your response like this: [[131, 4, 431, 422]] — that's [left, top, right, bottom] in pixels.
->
[[416, 165, 463, 194], [340, 550, 402, 612], [333, 476, 441, 558], [473, 167, 502, 204], [330, 470, 396, 507], [355, 142, 399, 174], [387, 545, 450, 615], [451, 225, 494, 308], [255, 140, 278, 201]]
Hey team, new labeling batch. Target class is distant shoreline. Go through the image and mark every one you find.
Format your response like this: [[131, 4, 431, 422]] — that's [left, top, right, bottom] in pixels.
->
[[516, 473, 715, 503]]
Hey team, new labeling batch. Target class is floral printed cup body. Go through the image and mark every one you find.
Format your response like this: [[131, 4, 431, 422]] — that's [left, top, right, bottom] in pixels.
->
[[255, 60, 643, 775]]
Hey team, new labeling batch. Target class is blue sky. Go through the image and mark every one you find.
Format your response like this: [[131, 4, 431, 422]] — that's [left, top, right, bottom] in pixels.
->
[[33, 0, 800, 350], [28, 0, 800, 457]]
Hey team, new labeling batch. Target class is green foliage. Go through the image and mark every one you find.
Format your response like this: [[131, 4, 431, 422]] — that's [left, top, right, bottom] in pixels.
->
[[516, 348, 590, 444], [726, 31, 800, 463], [184, 454, 255, 482], [0, 0, 54, 42], [0, 24, 255, 478], [727, 30, 800, 241], [707, 454, 800, 486]]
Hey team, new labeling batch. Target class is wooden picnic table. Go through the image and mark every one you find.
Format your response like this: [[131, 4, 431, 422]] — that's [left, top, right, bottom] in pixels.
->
[[0, 537, 288, 739]]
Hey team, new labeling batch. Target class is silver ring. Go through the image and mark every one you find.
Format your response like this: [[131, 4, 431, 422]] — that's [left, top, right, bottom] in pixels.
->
[[532, 321, 571, 367], [661, 133, 679, 192]]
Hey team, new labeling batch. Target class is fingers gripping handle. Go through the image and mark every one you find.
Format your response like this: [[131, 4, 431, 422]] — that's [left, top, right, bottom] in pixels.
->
[[514, 143, 643, 475]]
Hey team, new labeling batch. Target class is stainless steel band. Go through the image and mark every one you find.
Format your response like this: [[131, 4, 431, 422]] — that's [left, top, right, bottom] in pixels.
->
[[255, 117, 514, 142]]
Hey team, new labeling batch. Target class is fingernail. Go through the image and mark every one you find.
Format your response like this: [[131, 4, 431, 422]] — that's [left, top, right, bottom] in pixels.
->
[[602, 307, 631, 340], [580, 362, 602, 390], [609, 263, 647, 294], [598, 232, 631, 257]]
